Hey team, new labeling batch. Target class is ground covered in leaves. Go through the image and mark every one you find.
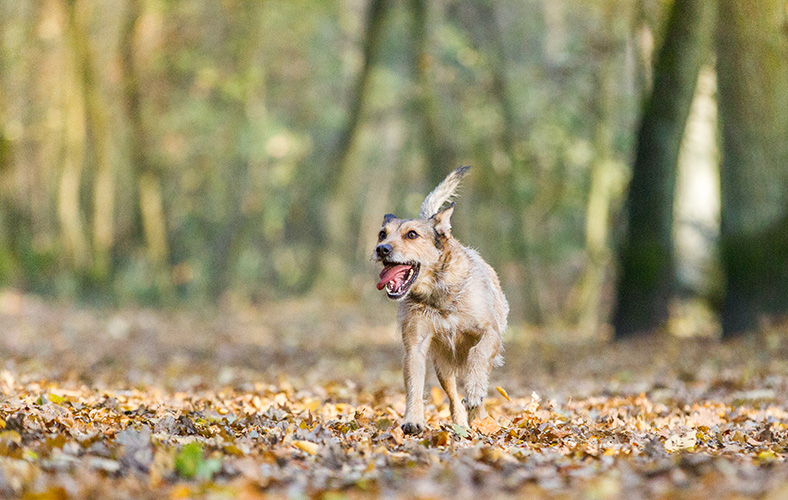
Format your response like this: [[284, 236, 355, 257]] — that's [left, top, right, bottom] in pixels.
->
[[4, 292, 788, 499]]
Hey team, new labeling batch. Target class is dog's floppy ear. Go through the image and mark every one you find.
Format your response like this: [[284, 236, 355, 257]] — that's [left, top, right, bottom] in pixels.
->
[[383, 213, 397, 224], [431, 203, 454, 237]]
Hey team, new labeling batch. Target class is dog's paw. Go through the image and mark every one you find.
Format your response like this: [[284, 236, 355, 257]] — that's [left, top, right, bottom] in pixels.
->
[[401, 421, 425, 435], [462, 396, 484, 411]]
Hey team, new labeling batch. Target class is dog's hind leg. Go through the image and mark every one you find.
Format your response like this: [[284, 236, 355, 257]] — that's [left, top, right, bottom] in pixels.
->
[[434, 363, 468, 428], [463, 330, 501, 421]]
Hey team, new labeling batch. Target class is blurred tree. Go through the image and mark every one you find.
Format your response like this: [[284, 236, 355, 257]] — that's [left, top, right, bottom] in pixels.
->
[[409, 0, 455, 188], [565, 3, 627, 336], [119, 0, 173, 296], [0, 6, 12, 274], [717, 0, 788, 337], [59, 0, 92, 272], [64, 0, 117, 282], [451, 0, 546, 324], [0, 2, 55, 290], [613, 0, 715, 338], [328, 0, 388, 193], [204, 1, 265, 299], [295, 0, 390, 289], [0, 99, 7, 177], [0, 70, 13, 280], [0, 0, 744, 323]]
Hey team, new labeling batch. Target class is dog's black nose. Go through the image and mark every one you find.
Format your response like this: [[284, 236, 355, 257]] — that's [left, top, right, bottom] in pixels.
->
[[376, 244, 392, 258]]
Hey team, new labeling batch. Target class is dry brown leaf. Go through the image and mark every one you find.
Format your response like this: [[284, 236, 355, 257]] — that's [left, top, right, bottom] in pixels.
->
[[472, 416, 501, 436], [390, 425, 405, 444], [432, 430, 451, 447], [5, 298, 788, 499]]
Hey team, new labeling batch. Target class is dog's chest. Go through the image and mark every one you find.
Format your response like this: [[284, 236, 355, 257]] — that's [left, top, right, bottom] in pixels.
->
[[418, 306, 480, 351], [425, 310, 458, 338]]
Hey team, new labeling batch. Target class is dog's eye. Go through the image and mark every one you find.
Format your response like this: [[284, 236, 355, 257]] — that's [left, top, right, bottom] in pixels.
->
[[378, 230, 386, 241], [406, 230, 419, 240]]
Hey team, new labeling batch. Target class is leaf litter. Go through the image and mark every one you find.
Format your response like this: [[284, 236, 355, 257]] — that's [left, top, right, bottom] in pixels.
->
[[3, 293, 788, 498]]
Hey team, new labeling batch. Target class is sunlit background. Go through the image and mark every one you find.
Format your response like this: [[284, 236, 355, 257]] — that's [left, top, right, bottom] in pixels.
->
[[1, 0, 786, 338]]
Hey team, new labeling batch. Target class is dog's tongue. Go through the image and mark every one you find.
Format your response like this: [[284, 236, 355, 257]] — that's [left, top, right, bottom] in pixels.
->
[[377, 264, 411, 291]]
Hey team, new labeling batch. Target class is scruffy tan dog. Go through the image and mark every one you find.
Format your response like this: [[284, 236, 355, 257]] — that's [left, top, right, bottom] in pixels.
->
[[373, 166, 508, 434]]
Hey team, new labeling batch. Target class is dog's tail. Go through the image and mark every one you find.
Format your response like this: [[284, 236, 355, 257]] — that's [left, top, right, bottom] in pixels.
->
[[419, 166, 470, 219]]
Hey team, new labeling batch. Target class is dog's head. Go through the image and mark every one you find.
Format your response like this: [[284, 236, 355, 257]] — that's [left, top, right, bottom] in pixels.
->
[[373, 205, 454, 300]]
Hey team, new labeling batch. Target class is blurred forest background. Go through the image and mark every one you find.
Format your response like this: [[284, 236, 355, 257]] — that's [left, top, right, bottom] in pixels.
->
[[0, 0, 786, 339]]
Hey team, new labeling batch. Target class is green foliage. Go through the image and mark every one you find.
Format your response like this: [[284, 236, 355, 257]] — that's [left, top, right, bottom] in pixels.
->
[[175, 442, 221, 480], [0, 0, 728, 328]]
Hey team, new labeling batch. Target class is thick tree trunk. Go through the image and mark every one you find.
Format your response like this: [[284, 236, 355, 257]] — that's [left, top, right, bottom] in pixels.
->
[[613, 0, 715, 339], [717, 0, 788, 337]]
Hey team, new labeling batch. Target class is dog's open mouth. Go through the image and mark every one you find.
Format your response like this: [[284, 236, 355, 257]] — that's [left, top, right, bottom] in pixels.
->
[[376, 262, 419, 299]]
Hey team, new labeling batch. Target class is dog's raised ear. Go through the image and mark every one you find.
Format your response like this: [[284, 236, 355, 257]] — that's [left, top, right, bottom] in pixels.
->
[[431, 203, 454, 237], [383, 213, 397, 224]]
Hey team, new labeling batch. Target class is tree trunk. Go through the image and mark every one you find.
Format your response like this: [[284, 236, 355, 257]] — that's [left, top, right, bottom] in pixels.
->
[[565, 31, 625, 336], [59, 1, 91, 271], [452, 1, 547, 324], [0, 47, 13, 278], [613, 0, 715, 339], [119, 0, 171, 280], [717, 0, 788, 337], [318, 0, 389, 287], [409, 0, 455, 188], [326, 0, 388, 195], [65, 0, 116, 281], [206, 1, 265, 300]]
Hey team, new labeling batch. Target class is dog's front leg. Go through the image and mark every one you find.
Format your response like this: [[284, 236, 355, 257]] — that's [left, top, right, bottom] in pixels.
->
[[401, 320, 432, 435]]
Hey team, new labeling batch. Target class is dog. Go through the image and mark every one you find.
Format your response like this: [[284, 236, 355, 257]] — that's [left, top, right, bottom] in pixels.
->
[[373, 166, 508, 434]]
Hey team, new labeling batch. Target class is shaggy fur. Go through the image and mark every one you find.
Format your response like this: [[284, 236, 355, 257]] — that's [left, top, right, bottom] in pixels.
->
[[373, 166, 509, 434]]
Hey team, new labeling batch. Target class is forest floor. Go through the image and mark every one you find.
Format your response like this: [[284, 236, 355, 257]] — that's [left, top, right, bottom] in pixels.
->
[[3, 290, 788, 499]]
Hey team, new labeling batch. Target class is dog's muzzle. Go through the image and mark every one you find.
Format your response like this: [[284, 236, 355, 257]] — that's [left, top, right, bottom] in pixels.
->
[[375, 244, 392, 259]]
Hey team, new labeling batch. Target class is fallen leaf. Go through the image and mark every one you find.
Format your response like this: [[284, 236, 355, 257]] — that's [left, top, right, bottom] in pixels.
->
[[0, 430, 21, 444], [665, 432, 697, 452], [478, 446, 502, 464], [472, 416, 501, 436], [175, 442, 220, 480], [452, 424, 470, 439], [390, 426, 405, 444], [758, 450, 777, 463], [374, 418, 393, 431], [292, 440, 319, 455], [432, 431, 451, 447], [496, 386, 511, 401]]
